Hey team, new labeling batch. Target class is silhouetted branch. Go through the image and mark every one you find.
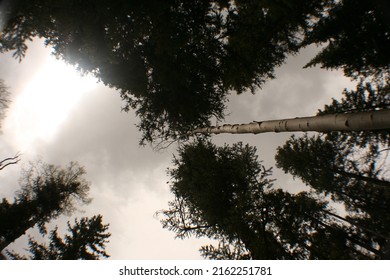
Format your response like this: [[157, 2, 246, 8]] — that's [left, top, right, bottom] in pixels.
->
[[0, 152, 21, 171]]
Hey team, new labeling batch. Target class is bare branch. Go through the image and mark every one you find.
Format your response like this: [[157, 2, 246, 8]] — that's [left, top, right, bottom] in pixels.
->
[[0, 152, 21, 171]]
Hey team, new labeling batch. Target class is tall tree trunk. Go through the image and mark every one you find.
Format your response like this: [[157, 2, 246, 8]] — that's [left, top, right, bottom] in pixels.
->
[[193, 109, 390, 135], [0, 238, 12, 252], [238, 224, 269, 260], [335, 169, 390, 188], [311, 215, 381, 258], [0, 219, 37, 251], [323, 209, 388, 240]]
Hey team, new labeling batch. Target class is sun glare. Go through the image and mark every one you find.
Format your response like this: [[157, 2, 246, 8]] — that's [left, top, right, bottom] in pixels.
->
[[4, 56, 98, 152]]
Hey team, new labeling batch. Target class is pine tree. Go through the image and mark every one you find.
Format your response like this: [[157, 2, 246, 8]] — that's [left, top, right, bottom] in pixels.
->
[[0, 0, 339, 144], [6, 215, 110, 260], [303, 0, 390, 79], [159, 140, 380, 259], [275, 81, 390, 258], [0, 161, 91, 252]]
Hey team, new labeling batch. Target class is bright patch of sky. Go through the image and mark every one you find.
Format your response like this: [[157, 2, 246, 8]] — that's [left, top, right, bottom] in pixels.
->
[[0, 40, 359, 260], [3, 55, 97, 152]]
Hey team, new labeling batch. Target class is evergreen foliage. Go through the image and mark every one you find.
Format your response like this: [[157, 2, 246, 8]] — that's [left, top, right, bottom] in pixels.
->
[[1, 0, 365, 144], [7, 215, 110, 260], [303, 0, 390, 79], [275, 81, 390, 259], [0, 161, 91, 251], [159, 140, 384, 259]]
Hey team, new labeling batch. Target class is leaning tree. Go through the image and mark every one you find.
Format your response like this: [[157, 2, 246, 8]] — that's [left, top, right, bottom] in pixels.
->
[[0, 161, 91, 252], [6, 215, 111, 260], [192, 81, 390, 136]]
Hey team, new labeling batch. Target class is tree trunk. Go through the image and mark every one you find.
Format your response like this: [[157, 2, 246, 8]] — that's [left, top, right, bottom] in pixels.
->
[[311, 215, 381, 258], [335, 169, 390, 188], [193, 109, 390, 135], [323, 209, 388, 240], [0, 218, 37, 251], [0, 239, 12, 252]]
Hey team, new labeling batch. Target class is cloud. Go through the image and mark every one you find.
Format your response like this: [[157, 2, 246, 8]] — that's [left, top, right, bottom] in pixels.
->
[[1, 40, 357, 259], [212, 44, 355, 194]]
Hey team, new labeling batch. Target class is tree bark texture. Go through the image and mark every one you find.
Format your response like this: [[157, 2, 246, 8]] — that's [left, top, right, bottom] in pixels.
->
[[193, 109, 390, 135]]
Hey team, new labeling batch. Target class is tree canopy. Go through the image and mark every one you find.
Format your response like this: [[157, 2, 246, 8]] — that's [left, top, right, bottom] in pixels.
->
[[275, 133, 390, 258], [0, 161, 91, 251], [7, 215, 110, 260], [159, 140, 385, 259], [317, 80, 389, 151], [303, 0, 390, 79], [275, 81, 390, 258], [1, 0, 389, 262], [3, 0, 386, 144]]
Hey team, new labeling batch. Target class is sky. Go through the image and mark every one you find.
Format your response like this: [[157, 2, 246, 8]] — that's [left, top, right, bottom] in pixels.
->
[[0, 39, 355, 259]]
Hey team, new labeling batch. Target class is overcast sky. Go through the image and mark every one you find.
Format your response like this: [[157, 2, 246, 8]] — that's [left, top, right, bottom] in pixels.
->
[[0, 39, 354, 259]]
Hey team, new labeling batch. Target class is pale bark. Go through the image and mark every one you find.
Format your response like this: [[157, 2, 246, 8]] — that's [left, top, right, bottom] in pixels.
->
[[193, 109, 390, 135]]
